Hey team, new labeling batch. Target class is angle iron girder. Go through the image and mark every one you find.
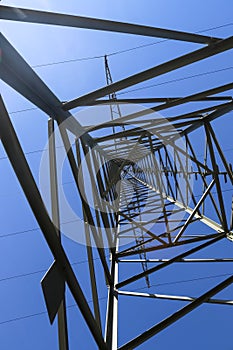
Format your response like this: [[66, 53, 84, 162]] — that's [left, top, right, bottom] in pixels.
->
[[117, 290, 233, 306], [48, 119, 69, 350], [0, 33, 95, 147], [0, 5, 220, 44], [118, 274, 233, 350], [118, 258, 233, 263], [117, 232, 226, 258], [116, 234, 225, 288], [0, 96, 108, 350], [76, 96, 233, 106]]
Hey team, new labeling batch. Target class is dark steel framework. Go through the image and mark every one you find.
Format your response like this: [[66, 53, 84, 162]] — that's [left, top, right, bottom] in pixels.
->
[[0, 5, 233, 350]]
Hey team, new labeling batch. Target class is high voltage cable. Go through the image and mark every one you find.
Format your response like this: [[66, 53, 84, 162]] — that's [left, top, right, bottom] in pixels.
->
[[0, 296, 107, 326], [117, 67, 233, 96], [0, 256, 104, 283], [134, 272, 233, 291], [0, 215, 99, 238], [31, 22, 233, 68], [0, 272, 231, 325], [32, 39, 168, 68], [0, 260, 231, 285], [7, 65, 233, 117], [3, 20, 233, 125]]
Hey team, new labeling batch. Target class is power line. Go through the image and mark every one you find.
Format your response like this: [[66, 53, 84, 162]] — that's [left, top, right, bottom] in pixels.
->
[[0, 144, 65, 161], [32, 39, 168, 68], [197, 22, 233, 33], [0, 271, 231, 325], [134, 272, 233, 291], [0, 215, 96, 239], [4, 22, 233, 120], [0, 296, 107, 326], [117, 66, 233, 95], [9, 107, 38, 115], [0, 256, 104, 283], [31, 22, 233, 69], [7, 65, 233, 117]]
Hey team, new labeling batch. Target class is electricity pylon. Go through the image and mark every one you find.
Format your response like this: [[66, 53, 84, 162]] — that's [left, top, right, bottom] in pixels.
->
[[0, 5, 233, 350]]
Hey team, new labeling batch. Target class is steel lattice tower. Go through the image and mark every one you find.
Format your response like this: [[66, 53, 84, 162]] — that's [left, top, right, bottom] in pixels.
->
[[0, 5, 233, 350]]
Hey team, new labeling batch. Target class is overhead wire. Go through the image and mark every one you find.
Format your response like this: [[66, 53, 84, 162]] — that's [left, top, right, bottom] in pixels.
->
[[0, 256, 104, 283], [0, 271, 232, 325], [117, 66, 233, 96], [0, 296, 107, 326], [6, 65, 233, 117], [31, 22, 233, 68], [134, 272, 233, 291], [3, 20, 233, 119]]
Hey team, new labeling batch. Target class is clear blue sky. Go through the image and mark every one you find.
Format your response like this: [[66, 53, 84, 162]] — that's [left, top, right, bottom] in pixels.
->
[[0, 1, 233, 349]]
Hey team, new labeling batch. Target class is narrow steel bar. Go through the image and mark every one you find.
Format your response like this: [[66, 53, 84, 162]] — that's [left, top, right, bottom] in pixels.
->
[[118, 274, 233, 350], [174, 180, 215, 242], [185, 135, 223, 222], [117, 232, 227, 257], [118, 290, 233, 306], [206, 121, 233, 184], [80, 140, 114, 248], [0, 5, 220, 44], [148, 136, 172, 243], [116, 233, 225, 288], [76, 140, 102, 331], [105, 225, 119, 350], [78, 96, 233, 106], [48, 119, 69, 350], [118, 258, 233, 263], [0, 96, 108, 350], [166, 195, 228, 233], [179, 102, 233, 140], [0, 33, 95, 148], [57, 122, 112, 284], [204, 123, 228, 231], [113, 84, 233, 125]]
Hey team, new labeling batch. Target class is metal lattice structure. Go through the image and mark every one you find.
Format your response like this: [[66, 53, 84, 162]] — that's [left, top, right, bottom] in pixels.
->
[[0, 5, 233, 350]]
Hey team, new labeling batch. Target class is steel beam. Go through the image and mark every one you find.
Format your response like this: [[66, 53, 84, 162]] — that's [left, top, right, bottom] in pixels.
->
[[0, 33, 95, 147], [118, 290, 233, 306], [118, 258, 233, 263], [0, 5, 220, 44], [73, 96, 233, 106], [105, 226, 119, 350], [0, 96, 108, 350], [116, 234, 225, 288], [118, 274, 233, 350], [117, 232, 228, 258], [48, 119, 69, 350], [76, 140, 102, 331]]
